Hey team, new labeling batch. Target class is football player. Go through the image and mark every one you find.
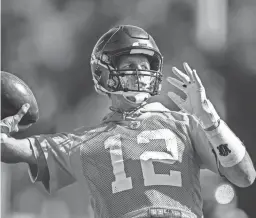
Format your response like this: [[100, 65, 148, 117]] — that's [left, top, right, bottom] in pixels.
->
[[1, 25, 255, 218]]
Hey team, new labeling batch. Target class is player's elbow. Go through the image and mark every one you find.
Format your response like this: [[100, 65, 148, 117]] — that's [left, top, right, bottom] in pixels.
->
[[220, 158, 256, 188], [241, 170, 256, 187], [231, 169, 256, 188], [237, 154, 256, 188]]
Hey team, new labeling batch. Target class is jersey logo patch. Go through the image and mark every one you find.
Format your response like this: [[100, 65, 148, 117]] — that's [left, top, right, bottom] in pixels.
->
[[217, 144, 231, 156], [129, 121, 141, 129]]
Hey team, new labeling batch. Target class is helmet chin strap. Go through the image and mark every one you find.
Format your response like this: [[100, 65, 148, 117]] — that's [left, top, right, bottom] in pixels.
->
[[107, 91, 151, 117], [122, 92, 151, 105], [109, 92, 150, 119]]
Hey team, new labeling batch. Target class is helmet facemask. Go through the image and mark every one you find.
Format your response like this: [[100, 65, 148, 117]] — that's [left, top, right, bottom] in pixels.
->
[[108, 70, 159, 104], [102, 52, 162, 104]]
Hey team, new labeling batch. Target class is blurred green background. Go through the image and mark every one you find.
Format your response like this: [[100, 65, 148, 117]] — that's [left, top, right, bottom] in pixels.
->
[[1, 0, 256, 217]]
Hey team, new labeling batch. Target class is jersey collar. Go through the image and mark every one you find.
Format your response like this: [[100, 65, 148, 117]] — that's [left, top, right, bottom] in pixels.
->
[[102, 102, 170, 123]]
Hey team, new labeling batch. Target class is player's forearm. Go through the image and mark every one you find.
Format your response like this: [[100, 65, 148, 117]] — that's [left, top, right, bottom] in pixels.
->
[[1, 133, 36, 165], [219, 151, 256, 187], [205, 120, 256, 187]]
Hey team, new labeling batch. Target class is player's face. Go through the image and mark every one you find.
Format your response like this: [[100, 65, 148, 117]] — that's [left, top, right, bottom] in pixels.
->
[[116, 54, 155, 92]]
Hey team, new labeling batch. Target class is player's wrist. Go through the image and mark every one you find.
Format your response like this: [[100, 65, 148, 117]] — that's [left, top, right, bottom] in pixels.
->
[[205, 120, 246, 167], [195, 99, 220, 129], [203, 119, 220, 131]]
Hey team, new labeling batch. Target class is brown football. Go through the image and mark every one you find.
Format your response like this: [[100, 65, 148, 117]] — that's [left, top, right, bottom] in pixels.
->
[[1, 71, 39, 125]]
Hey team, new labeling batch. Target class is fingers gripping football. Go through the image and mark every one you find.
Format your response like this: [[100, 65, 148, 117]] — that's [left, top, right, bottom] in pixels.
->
[[1, 103, 30, 134]]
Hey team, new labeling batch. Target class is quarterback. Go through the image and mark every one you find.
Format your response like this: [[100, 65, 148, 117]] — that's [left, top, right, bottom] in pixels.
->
[[1, 25, 255, 218]]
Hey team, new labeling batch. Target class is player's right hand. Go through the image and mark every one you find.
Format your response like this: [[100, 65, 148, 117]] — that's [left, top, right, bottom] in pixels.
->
[[1, 103, 31, 134]]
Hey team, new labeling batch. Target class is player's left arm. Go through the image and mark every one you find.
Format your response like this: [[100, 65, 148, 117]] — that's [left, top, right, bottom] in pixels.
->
[[189, 114, 255, 188], [167, 63, 256, 187]]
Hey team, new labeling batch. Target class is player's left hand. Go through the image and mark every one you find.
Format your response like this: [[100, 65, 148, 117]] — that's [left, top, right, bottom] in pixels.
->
[[167, 62, 220, 129]]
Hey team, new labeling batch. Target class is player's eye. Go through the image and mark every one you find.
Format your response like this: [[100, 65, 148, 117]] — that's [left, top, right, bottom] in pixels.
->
[[140, 65, 146, 70], [119, 64, 132, 70], [119, 62, 150, 71], [140, 63, 150, 70]]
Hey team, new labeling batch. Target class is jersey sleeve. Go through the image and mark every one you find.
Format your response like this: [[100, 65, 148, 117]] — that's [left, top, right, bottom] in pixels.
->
[[27, 133, 81, 194], [188, 115, 219, 174]]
